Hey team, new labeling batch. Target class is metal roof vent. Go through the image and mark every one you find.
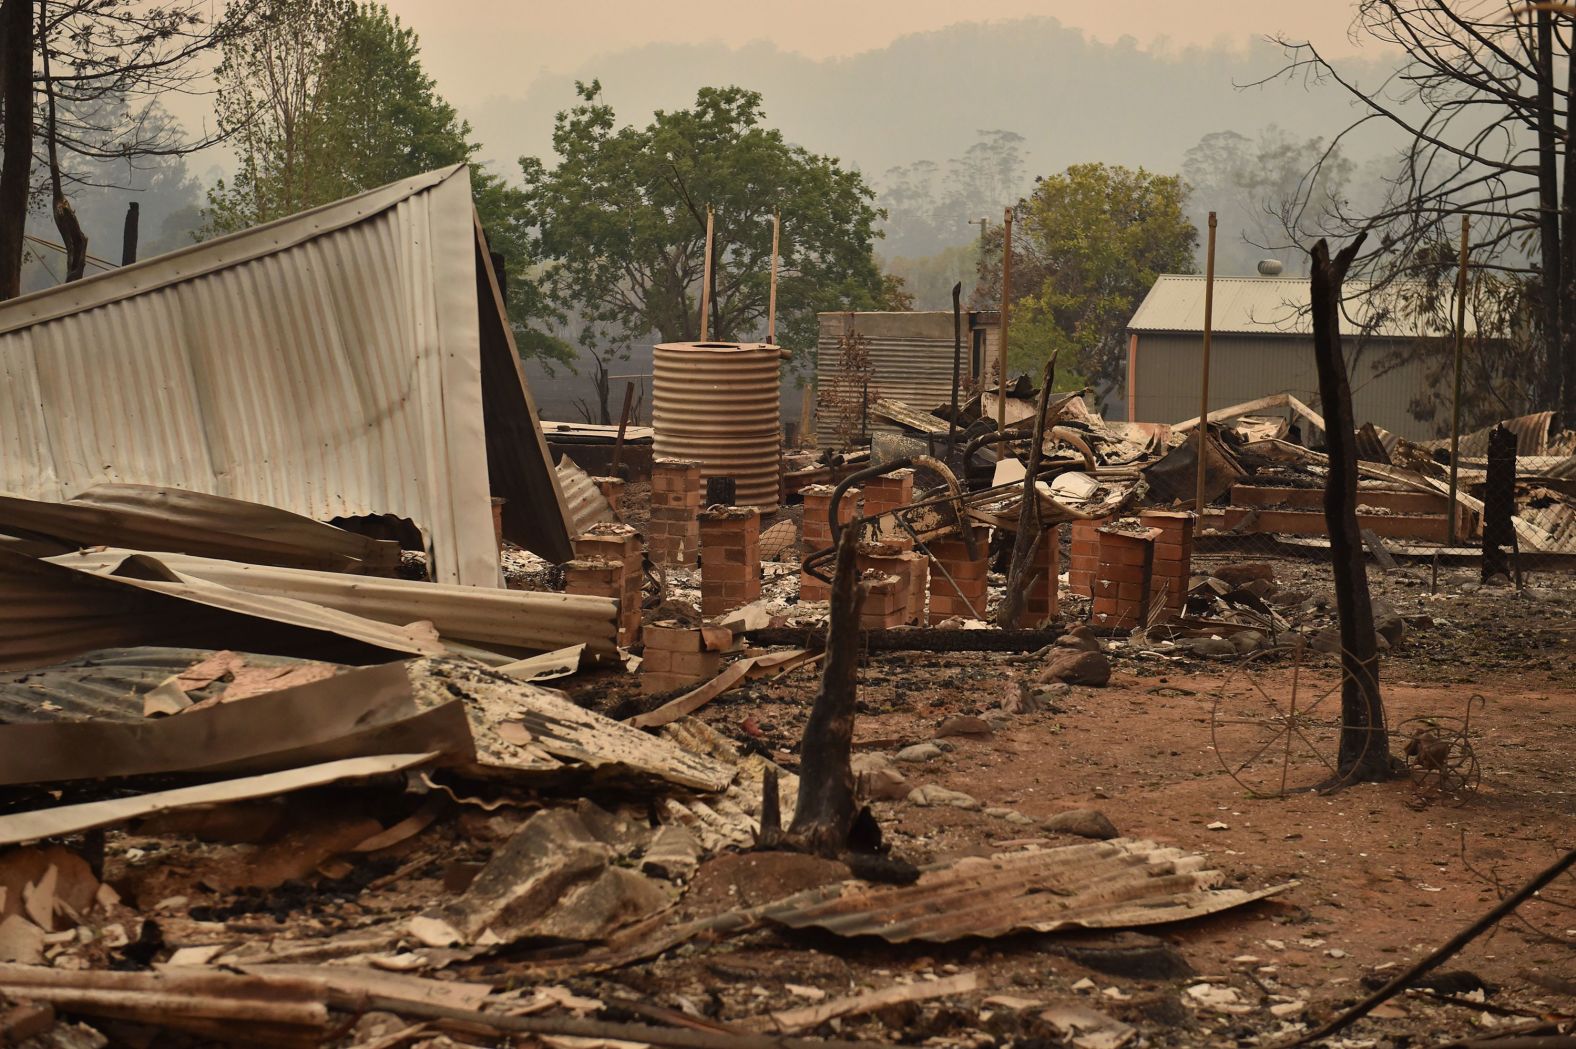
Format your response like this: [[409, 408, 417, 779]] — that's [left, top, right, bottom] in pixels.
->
[[1256, 259, 1284, 276]]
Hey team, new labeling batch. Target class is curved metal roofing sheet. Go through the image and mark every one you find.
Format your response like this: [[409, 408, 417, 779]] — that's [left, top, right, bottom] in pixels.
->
[[1128, 274, 1474, 338]]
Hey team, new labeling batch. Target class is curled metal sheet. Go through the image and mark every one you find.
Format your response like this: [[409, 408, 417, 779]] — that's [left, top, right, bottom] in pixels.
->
[[653, 342, 782, 513], [759, 839, 1293, 943], [556, 456, 617, 535]]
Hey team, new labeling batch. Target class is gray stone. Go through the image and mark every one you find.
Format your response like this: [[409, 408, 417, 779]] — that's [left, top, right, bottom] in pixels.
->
[[1372, 599, 1406, 647], [1043, 808, 1119, 840], [859, 766, 912, 802], [1037, 650, 1111, 687], [1183, 637, 1238, 658], [896, 742, 944, 763], [936, 715, 994, 739], [1229, 630, 1267, 654], [907, 784, 981, 809]]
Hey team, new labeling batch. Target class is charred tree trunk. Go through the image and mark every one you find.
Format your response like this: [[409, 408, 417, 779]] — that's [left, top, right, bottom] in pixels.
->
[[0, 0, 32, 300], [1310, 235, 1393, 788], [997, 354, 1057, 629], [1564, 32, 1576, 429], [1536, 10, 1564, 416], [1481, 425, 1517, 583], [40, 0, 86, 283], [785, 525, 864, 856]]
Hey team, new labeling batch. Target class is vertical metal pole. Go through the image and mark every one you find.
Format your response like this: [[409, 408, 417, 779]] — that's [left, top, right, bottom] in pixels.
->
[[1193, 212, 1218, 514], [998, 207, 1013, 430], [949, 281, 963, 457], [1448, 214, 1470, 546], [699, 205, 715, 342], [767, 210, 780, 344], [611, 381, 635, 476]]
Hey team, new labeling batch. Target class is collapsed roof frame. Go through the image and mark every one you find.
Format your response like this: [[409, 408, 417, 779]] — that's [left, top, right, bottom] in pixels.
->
[[0, 165, 572, 585]]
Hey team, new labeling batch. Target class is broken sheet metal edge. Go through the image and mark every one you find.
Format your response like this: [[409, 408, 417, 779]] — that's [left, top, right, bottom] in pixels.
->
[[0, 485, 399, 573], [758, 839, 1294, 943], [46, 549, 619, 660], [0, 753, 438, 846], [870, 398, 952, 436], [0, 165, 568, 585], [33, 551, 445, 656], [556, 456, 618, 534]]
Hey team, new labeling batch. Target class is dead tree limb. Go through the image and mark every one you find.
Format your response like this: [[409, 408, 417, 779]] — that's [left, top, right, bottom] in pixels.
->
[[39, 0, 87, 283], [785, 525, 863, 856], [997, 354, 1058, 629], [1310, 234, 1393, 788], [1289, 848, 1576, 1047]]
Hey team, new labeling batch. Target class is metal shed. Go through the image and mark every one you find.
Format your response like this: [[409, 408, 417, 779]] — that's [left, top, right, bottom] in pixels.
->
[[0, 165, 572, 586], [814, 310, 999, 447], [1122, 275, 1461, 441]]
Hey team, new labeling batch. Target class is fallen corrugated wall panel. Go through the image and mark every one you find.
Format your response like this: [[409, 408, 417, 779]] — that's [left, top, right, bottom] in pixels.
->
[[0, 165, 571, 586], [0, 661, 473, 786], [0, 484, 400, 573], [47, 549, 620, 662], [556, 456, 617, 535], [760, 839, 1292, 942], [0, 549, 442, 671]]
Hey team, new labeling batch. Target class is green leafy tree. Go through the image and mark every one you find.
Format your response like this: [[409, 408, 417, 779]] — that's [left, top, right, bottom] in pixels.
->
[[203, 0, 564, 360], [520, 81, 888, 398], [975, 163, 1196, 396]]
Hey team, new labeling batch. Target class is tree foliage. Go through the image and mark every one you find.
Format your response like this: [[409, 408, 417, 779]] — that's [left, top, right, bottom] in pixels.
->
[[1265, 1, 1576, 424], [879, 129, 1027, 258], [974, 162, 1196, 397], [204, 0, 564, 360], [520, 81, 888, 362]]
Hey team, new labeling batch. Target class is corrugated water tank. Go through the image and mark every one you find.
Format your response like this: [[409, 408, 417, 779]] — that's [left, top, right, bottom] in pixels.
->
[[652, 342, 784, 513]]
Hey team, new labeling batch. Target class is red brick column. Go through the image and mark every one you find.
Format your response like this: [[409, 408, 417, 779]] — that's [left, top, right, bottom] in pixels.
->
[[859, 572, 908, 630], [641, 621, 722, 694], [1090, 525, 1161, 630], [927, 526, 990, 621], [699, 506, 761, 617], [1068, 515, 1113, 598], [1139, 510, 1194, 622], [861, 469, 915, 548], [858, 543, 929, 626], [592, 476, 625, 515], [1017, 523, 1062, 628], [649, 459, 702, 566], [570, 523, 643, 645], [800, 484, 859, 602]]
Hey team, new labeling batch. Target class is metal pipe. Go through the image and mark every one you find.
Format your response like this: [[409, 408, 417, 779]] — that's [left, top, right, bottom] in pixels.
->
[[1193, 211, 1217, 515], [1448, 215, 1470, 546], [998, 207, 1014, 431], [699, 205, 715, 342], [949, 281, 963, 458], [767, 210, 780, 344]]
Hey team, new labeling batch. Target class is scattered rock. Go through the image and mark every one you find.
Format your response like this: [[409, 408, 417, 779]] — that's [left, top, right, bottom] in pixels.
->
[[1183, 637, 1237, 659], [1043, 808, 1119, 840], [907, 784, 981, 809], [1037, 650, 1111, 687], [896, 742, 944, 763], [1229, 630, 1267, 654], [1213, 563, 1276, 587], [936, 715, 994, 739], [1055, 626, 1103, 653], [859, 766, 912, 802], [1372, 599, 1406, 647]]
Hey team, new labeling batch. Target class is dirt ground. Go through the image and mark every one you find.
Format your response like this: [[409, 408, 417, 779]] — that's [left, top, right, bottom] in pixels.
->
[[557, 550, 1576, 1048]]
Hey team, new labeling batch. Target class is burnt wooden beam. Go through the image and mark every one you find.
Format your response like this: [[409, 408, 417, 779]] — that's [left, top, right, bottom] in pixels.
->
[[997, 354, 1058, 629], [1482, 425, 1517, 583], [744, 626, 1065, 653]]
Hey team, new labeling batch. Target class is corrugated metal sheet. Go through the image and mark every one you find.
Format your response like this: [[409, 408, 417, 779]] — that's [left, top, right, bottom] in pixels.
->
[[555, 456, 616, 535], [0, 165, 572, 587], [652, 342, 783, 512], [815, 312, 992, 447], [47, 548, 621, 661], [760, 839, 1292, 943], [1127, 332, 1440, 441], [0, 484, 399, 573], [0, 548, 441, 671], [1128, 275, 1475, 337]]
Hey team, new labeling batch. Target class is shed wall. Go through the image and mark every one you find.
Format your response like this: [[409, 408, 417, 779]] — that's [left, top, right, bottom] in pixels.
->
[[1125, 332, 1443, 441]]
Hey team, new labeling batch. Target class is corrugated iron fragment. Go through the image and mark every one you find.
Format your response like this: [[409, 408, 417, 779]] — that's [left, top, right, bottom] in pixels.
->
[[556, 456, 618, 534], [760, 839, 1293, 942]]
